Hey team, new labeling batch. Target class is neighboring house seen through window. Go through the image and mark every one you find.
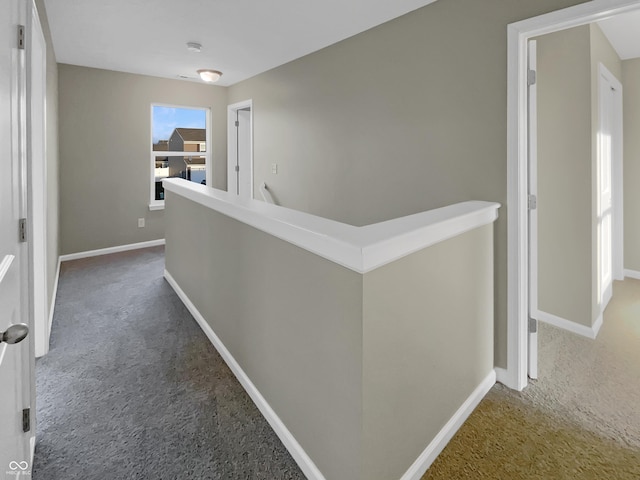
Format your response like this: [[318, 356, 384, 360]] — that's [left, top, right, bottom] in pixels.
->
[[150, 104, 210, 209]]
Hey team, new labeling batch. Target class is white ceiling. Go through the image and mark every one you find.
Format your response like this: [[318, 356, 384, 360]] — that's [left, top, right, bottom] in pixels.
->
[[43, 0, 437, 86], [598, 9, 640, 60]]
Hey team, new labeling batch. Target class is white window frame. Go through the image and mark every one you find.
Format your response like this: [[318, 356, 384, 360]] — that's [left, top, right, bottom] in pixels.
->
[[149, 103, 212, 210]]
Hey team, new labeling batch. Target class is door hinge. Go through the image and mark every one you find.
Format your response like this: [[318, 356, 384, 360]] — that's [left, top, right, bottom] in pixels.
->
[[17, 25, 25, 50], [235, 165, 240, 172], [22, 408, 30, 433], [528, 317, 538, 334], [527, 69, 536, 86], [235, 120, 239, 127], [528, 194, 537, 210], [19, 218, 27, 242]]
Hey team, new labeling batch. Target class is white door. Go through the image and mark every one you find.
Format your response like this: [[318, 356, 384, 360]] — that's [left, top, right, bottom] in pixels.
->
[[227, 100, 253, 198], [597, 64, 620, 311], [1, 0, 35, 475], [527, 40, 538, 380], [29, 0, 49, 359]]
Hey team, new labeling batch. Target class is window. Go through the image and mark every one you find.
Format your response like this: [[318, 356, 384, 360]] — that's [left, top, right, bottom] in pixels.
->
[[150, 104, 211, 209]]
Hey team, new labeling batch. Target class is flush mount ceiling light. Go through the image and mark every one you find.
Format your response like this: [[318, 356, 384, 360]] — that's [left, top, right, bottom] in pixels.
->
[[197, 69, 222, 83], [186, 42, 202, 52]]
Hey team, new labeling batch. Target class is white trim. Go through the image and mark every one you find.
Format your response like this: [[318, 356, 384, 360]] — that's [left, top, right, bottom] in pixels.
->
[[399, 370, 496, 480], [506, 19, 530, 391], [227, 99, 253, 197], [527, 39, 538, 381], [151, 150, 209, 156], [60, 239, 165, 262], [494, 367, 510, 386], [164, 269, 327, 480], [597, 62, 622, 312], [205, 107, 213, 188], [593, 312, 604, 338], [27, 0, 49, 360], [597, 63, 624, 283], [623, 269, 640, 280], [149, 103, 211, 206], [506, 0, 640, 392], [536, 310, 602, 340], [164, 179, 500, 274]]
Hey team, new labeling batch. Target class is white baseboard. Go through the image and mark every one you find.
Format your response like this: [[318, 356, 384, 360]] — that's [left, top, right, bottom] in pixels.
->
[[536, 310, 600, 340], [164, 269, 326, 480], [400, 369, 496, 480], [624, 269, 640, 280], [494, 367, 511, 387], [60, 239, 165, 262], [592, 312, 603, 338], [166, 266, 495, 480]]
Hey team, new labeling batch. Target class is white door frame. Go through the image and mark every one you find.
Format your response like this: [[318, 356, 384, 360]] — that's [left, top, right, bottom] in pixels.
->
[[227, 99, 253, 197], [28, 0, 48, 358], [527, 39, 538, 381], [598, 64, 624, 284], [505, 0, 640, 391], [597, 62, 623, 312]]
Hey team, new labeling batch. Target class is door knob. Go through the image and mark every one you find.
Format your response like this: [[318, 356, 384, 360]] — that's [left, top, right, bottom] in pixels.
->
[[1, 323, 29, 345]]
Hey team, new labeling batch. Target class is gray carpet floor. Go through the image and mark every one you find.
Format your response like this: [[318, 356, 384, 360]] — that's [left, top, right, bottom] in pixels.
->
[[423, 278, 640, 479], [33, 246, 305, 480], [519, 278, 640, 449]]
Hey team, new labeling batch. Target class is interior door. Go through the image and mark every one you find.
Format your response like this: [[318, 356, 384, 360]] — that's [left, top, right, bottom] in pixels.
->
[[527, 39, 538, 380], [227, 101, 253, 199], [598, 69, 614, 311], [237, 108, 252, 198], [0, 0, 34, 474], [29, 0, 49, 359]]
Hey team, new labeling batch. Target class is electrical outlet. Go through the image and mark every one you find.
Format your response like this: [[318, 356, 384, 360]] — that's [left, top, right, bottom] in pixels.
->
[[271, 163, 278, 174], [138, 218, 145, 228]]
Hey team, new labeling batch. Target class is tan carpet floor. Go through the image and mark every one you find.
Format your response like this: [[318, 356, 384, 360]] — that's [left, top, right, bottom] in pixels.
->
[[422, 279, 640, 479]]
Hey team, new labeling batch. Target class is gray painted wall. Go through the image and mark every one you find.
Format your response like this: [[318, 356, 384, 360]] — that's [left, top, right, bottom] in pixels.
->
[[55, 0, 589, 367], [226, 0, 587, 368], [34, 0, 59, 314], [535, 23, 621, 329], [536, 26, 592, 327], [164, 190, 495, 480], [623, 59, 640, 272], [362, 224, 493, 480], [165, 193, 364, 480], [57, 65, 227, 254]]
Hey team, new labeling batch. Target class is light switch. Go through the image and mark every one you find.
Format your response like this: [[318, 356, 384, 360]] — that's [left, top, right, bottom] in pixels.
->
[[271, 163, 278, 174], [138, 218, 145, 228]]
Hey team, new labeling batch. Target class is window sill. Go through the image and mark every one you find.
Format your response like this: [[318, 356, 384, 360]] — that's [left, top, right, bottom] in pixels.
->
[[149, 202, 165, 211]]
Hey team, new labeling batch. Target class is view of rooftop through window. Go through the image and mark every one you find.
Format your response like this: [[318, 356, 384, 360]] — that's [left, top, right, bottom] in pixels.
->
[[152, 106, 206, 147], [151, 105, 208, 202]]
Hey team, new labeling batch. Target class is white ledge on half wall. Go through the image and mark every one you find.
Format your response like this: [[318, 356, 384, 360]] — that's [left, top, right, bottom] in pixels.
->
[[163, 178, 500, 274]]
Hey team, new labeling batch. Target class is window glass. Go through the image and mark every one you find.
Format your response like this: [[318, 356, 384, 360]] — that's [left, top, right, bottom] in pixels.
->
[[151, 105, 208, 202]]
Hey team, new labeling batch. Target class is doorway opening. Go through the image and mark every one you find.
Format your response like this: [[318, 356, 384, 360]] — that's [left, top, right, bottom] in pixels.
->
[[506, 0, 640, 392], [227, 100, 253, 198]]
